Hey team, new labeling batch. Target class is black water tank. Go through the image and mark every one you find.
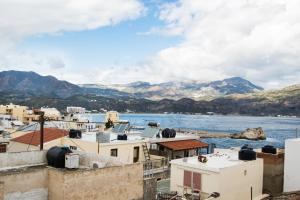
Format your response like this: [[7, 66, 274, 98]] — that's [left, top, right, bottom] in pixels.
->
[[69, 129, 82, 138], [239, 149, 256, 161], [117, 134, 127, 140], [162, 128, 176, 138], [46, 146, 72, 168], [241, 144, 253, 151], [148, 122, 158, 127], [262, 145, 277, 154]]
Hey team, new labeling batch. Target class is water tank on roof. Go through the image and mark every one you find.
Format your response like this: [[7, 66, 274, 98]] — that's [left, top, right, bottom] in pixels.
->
[[241, 144, 253, 151], [262, 145, 277, 154], [46, 146, 72, 168], [239, 149, 256, 161], [69, 129, 82, 138], [148, 122, 159, 127], [117, 134, 127, 140], [162, 128, 176, 138]]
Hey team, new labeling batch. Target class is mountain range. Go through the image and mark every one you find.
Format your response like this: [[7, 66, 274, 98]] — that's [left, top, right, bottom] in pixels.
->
[[0, 70, 299, 116], [80, 77, 263, 100]]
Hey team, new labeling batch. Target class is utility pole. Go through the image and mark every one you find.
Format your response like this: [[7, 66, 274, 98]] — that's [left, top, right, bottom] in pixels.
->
[[39, 112, 45, 150], [34, 110, 45, 150]]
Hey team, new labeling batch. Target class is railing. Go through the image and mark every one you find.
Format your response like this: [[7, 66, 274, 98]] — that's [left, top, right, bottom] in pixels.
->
[[143, 158, 169, 178]]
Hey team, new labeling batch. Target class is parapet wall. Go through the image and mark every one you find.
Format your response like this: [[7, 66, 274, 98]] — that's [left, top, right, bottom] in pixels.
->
[[0, 151, 46, 169]]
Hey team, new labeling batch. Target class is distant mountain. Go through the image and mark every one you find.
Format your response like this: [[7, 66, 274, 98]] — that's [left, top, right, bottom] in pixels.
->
[[0, 70, 81, 98], [0, 84, 298, 116], [81, 77, 263, 100]]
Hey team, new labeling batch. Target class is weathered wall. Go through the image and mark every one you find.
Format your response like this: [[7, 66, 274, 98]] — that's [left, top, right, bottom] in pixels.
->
[[144, 178, 157, 200], [0, 182, 4, 200], [0, 151, 46, 168], [0, 167, 48, 200], [48, 163, 144, 200], [257, 152, 284, 195]]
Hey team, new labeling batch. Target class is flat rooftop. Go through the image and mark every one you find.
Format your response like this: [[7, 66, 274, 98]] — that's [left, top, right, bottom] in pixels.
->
[[170, 148, 260, 173], [80, 132, 194, 144]]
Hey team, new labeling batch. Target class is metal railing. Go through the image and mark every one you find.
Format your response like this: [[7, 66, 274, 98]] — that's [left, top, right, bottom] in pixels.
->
[[143, 158, 169, 178]]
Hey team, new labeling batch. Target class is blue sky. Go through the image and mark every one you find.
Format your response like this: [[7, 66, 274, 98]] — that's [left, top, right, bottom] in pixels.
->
[[19, 1, 182, 72], [0, 0, 300, 88]]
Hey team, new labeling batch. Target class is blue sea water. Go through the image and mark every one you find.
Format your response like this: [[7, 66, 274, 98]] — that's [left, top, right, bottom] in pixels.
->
[[86, 114, 300, 149]]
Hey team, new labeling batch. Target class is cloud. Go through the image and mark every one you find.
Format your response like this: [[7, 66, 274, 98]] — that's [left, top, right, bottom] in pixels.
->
[[105, 0, 300, 88], [0, 0, 144, 78]]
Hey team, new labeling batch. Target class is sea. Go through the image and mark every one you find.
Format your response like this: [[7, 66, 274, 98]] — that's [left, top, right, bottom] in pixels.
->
[[85, 113, 300, 149]]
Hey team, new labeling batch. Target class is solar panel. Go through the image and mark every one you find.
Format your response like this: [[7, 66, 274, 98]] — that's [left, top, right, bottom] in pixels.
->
[[141, 126, 160, 138]]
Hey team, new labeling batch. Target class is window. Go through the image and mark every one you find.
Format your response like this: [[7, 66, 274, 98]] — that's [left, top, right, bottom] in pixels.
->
[[111, 148, 118, 157], [70, 146, 77, 150], [133, 146, 139, 163]]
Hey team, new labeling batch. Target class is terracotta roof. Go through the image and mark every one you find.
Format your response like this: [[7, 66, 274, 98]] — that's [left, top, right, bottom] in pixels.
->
[[11, 128, 68, 146], [157, 139, 209, 151]]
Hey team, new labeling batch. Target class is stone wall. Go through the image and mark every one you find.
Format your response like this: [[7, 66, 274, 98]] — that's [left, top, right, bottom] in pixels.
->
[[257, 152, 284, 195]]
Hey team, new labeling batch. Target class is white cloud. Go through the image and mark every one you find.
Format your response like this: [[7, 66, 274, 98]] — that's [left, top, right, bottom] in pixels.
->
[[0, 0, 144, 78], [104, 0, 300, 88]]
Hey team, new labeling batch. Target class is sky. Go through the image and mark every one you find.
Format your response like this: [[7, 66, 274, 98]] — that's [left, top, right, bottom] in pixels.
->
[[0, 0, 300, 89]]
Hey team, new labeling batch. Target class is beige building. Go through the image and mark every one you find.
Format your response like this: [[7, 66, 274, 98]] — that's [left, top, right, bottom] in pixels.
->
[[0, 151, 143, 200], [105, 111, 119, 123], [170, 148, 266, 200], [0, 103, 39, 124]]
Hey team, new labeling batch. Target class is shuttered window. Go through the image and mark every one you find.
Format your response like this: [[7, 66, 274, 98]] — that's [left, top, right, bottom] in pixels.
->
[[183, 170, 201, 190], [184, 170, 192, 187], [193, 172, 201, 190]]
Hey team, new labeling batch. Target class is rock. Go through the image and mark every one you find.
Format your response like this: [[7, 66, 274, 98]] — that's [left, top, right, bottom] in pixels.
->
[[231, 127, 266, 140]]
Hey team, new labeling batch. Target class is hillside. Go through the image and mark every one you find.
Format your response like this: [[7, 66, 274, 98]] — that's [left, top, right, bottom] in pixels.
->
[[0, 84, 299, 116], [0, 70, 81, 98]]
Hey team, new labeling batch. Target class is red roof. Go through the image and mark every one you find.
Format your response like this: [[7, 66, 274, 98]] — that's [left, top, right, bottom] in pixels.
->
[[12, 128, 68, 146], [157, 139, 208, 151]]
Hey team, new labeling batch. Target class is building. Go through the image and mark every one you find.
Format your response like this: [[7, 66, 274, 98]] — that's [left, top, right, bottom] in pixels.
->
[[284, 138, 300, 192], [0, 150, 143, 200], [0, 103, 39, 124], [8, 128, 69, 152], [150, 139, 209, 160], [170, 148, 265, 200], [105, 111, 119, 123], [41, 107, 61, 120], [66, 106, 86, 114], [257, 149, 284, 195]]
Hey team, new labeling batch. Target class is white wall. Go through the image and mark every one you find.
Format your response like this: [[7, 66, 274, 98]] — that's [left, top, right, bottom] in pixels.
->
[[170, 159, 263, 200], [284, 139, 300, 192]]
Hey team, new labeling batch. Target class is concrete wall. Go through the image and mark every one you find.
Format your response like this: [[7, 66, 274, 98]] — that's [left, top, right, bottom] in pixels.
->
[[0, 151, 46, 169], [48, 163, 144, 200], [257, 152, 284, 195], [284, 139, 300, 192], [144, 178, 157, 200], [0, 167, 48, 200]]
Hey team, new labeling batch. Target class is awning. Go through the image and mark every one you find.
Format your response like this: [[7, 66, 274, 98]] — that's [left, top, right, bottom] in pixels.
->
[[157, 139, 209, 151]]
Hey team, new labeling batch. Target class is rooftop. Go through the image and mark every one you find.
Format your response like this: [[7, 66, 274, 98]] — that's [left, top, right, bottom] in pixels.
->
[[157, 139, 208, 151], [170, 148, 260, 173], [11, 128, 68, 146]]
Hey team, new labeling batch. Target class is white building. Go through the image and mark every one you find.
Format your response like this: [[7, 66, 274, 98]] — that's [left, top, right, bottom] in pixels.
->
[[66, 106, 86, 114], [41, 107, 61, 120], [284, 138, 300, 192], [170, 149, 265, 200]]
